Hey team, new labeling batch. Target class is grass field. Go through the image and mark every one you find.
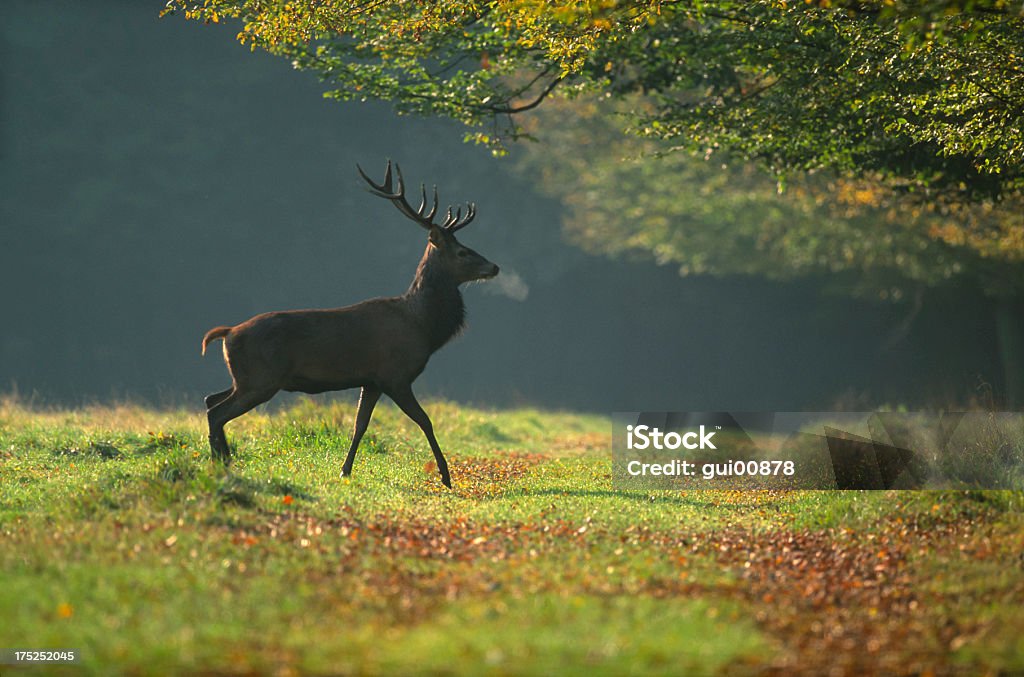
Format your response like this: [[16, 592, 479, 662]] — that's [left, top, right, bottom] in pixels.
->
[[1, 397, 1022, 675]]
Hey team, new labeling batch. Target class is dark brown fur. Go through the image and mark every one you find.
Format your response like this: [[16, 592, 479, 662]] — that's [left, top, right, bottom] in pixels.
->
[[202, 173, 497, 489]]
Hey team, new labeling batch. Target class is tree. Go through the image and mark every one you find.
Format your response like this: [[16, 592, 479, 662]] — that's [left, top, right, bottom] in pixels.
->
[[514, 93, 1024, 402], [166, 0, 1024, 402], [516, 96, 1024, 298], [166, 1, 1024, 200]]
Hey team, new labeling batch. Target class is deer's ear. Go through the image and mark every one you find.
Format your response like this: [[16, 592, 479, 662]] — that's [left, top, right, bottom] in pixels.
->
[[428, 226, 445, 247]]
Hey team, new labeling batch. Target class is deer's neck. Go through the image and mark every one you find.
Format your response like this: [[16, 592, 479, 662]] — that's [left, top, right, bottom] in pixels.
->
[[404, 253, 466, 352]]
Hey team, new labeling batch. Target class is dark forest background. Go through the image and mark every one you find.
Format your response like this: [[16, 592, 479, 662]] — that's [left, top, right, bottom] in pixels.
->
[[0, 0, 1006, 412]]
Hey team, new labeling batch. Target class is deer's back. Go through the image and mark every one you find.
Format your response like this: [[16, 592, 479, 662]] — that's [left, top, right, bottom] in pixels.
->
[[224, 297, 432, 393]]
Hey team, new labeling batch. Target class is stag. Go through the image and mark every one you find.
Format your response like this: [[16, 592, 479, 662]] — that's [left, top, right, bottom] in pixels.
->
[[201, 161, 499, 488]]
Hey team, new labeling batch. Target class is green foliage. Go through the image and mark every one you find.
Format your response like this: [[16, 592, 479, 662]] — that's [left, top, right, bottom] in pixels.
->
[[605, 2, 1024, 201], [162, 0, 1024, 298], [517, 96, 1024, 298], [164, 0, 1024, 200]]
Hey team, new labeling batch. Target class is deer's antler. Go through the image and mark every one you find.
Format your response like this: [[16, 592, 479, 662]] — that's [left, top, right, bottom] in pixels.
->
[[358, 160, 476, 232]]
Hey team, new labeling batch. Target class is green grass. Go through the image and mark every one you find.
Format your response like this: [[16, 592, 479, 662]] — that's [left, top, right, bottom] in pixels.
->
[[0, 397, 1021, 675]]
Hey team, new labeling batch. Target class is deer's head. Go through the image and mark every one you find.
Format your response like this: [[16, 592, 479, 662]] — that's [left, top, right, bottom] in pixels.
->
[[359, 160, 499, 285]]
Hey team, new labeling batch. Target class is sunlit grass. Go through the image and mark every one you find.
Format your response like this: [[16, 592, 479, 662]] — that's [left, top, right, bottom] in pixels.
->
[[0, 398, 1021, 675]]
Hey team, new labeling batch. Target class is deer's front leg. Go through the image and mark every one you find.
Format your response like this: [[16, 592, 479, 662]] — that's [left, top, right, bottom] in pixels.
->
[[341, 386, 381, 479], [387, 386, 451, 489]]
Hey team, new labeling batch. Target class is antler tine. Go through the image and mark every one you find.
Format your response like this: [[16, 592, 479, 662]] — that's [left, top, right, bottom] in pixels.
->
[[356, 159, 396, 198], [357, 161, 429, 230], [430, 186, 440, 221], [445, 202, 477, 232], [392, 162, 405, 196], [389, 165, 433, 227], [417, 184, 427, 218], [358, 161, 476, 232], [384, 160, 395, 192], [417, 183, 439, 223], [356, 163, 382, 194], [441, 206, 458, 229]]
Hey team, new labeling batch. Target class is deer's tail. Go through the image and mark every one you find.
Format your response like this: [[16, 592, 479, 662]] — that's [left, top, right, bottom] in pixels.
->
[[201, 326, 232, 356]]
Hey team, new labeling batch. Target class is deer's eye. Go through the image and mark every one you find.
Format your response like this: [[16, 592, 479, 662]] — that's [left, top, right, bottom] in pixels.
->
[[457, 250, 469, 258]]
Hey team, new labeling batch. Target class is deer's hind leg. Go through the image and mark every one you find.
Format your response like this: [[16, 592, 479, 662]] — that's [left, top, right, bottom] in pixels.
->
[[206, 388, 277, 464], [205, 388, 233, 410]]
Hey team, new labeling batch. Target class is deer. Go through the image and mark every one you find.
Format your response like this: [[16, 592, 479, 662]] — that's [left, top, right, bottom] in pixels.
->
[[200, 161, 499, 488]]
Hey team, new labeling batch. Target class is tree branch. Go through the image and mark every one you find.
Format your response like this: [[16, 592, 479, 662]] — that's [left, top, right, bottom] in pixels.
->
[[492, 75, 565, 114]]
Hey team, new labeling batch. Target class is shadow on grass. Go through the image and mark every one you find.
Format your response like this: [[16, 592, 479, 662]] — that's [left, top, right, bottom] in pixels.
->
[[219, 474, 317, 503], [54, 441, 123, 460], [53, 432, 195, 461], [473, 421, 515, 444], [148, 454, 318, 510]]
